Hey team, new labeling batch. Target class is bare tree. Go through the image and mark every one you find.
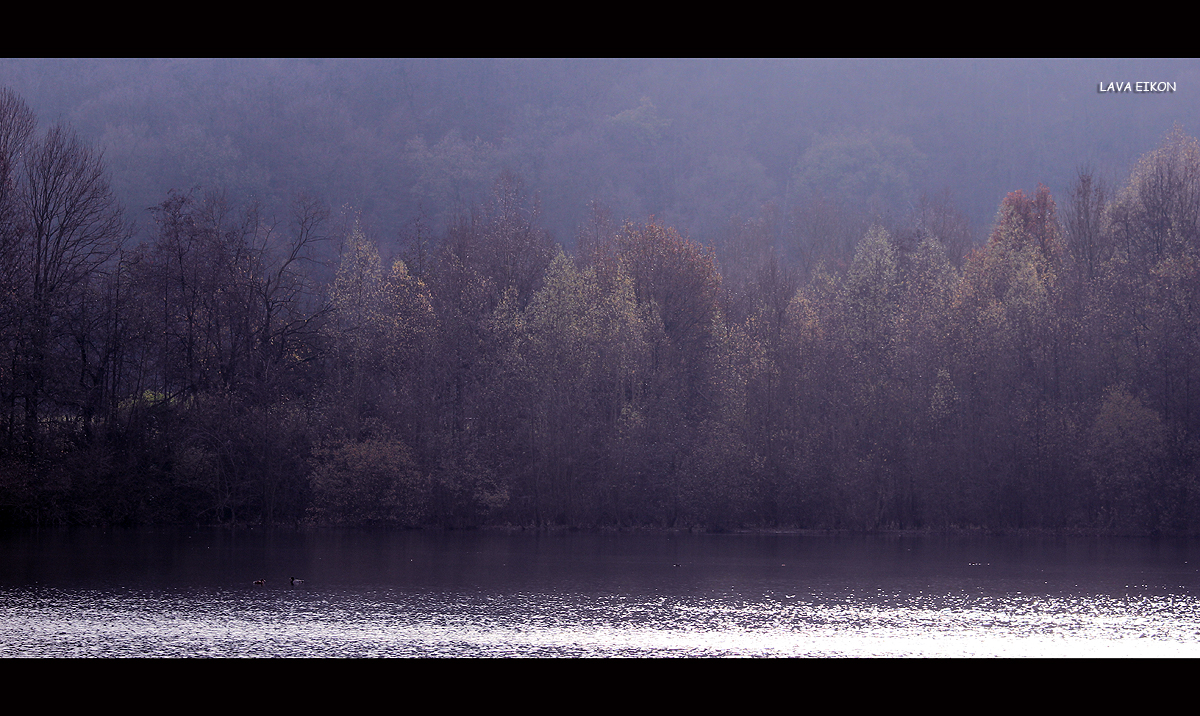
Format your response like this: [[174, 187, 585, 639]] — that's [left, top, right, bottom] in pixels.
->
[[14, 122, 126, 447], [1065, 166, 1109, 282], [249, 193, 330, 402], [0, 88, 35, 245], [0, 89, 37, 447], [911, 190, 973, 265], [23, 124, 125, 305]]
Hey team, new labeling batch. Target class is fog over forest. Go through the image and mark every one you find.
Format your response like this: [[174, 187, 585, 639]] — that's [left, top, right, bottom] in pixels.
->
[[2, 58, 1199, 533], [0, 59, 1191, 248]]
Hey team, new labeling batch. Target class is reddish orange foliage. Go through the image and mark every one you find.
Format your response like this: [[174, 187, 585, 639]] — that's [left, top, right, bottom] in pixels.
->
[[989, 184, 1062, 263], [613, 220, 721, 350]]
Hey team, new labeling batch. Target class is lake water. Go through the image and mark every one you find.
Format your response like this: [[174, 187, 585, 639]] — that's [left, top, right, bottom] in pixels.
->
[[3, 528, 1200, 657]]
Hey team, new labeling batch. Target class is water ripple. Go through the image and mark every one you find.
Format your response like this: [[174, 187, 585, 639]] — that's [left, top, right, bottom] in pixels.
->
[[3, 587, 1199, 657]]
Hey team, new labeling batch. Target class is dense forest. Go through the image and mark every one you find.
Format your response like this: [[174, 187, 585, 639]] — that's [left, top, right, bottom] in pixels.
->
[[2, 72, 1199, 534]]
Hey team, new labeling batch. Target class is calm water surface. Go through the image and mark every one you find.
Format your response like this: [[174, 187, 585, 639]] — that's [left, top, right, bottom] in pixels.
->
[[3, 529, 1200, 657]]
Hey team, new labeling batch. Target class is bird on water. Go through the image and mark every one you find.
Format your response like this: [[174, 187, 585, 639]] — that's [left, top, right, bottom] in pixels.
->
[[290, 576, 304, 586]]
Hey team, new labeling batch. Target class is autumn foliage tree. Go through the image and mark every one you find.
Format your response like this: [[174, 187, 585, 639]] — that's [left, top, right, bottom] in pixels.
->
[[610, 221, 721, 385], [12, 71, 1200, 535], [1109, 125, 1200, 266], [989, 185, 1063, 265]]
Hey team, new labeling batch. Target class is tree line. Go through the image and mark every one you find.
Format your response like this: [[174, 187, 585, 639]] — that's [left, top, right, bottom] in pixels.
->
[[2, 87, 1198, 534]]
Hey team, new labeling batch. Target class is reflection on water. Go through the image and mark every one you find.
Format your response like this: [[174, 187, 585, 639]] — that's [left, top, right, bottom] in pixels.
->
[[4, 587, 1200, 657], [3, 530, 1200, 657]]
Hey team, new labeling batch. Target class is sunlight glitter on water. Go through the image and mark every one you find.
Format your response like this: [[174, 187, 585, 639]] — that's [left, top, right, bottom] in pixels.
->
[[4, 588, 1200, 657]]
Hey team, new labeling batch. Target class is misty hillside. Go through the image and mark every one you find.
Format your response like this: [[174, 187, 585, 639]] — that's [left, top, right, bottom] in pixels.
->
[[1, 59, 1192, 248]]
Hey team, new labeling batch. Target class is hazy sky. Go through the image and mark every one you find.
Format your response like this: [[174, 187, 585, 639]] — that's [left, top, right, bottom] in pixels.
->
[[1, 58, 1195, 246]]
